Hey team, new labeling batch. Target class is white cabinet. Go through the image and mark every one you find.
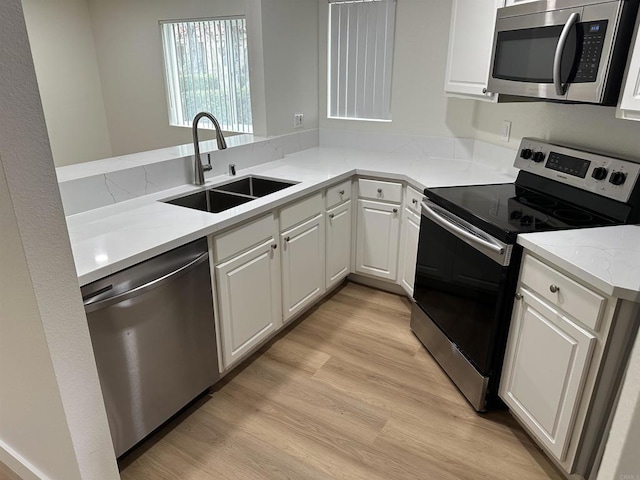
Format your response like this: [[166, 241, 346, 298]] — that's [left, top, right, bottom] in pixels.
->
[[399, 208, 420, 296], [618, 15, 640, 121], [356, 199, 401, 281], [326, 200, 352, 289], [281, 213, 325, 322], [444, 0, 504, 101], [214, 216, 282, 370], [500, 288, 596, 461]]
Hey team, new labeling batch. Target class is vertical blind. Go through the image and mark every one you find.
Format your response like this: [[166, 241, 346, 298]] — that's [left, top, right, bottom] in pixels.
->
[[161, 17, 253, 133], [328, 0, 396, 121]]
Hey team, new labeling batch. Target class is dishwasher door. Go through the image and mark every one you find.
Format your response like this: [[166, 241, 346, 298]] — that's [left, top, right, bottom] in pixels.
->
[[82, 238, 219, 457]]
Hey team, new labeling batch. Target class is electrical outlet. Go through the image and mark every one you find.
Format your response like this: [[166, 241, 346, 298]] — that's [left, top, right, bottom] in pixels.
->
[[294, 113, 304, 128], [501, 120, 512, 142]]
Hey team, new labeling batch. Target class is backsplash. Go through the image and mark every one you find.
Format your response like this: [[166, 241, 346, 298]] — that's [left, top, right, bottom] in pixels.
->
[[57, 128, 519, 216], [319, 128, 519, 176], [57, 129, 319, 216]]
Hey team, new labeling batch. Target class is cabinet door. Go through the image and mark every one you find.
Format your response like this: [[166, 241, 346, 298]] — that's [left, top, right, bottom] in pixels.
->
[[444, 0, 504, 100], [215, 239, 282, 369], [500, 288, 596, 462], [399, 208, 421, 296], [326, 200, 352, 289], [619, 17, 640, 120], [356, 199, 401, 281], [282, 214, 325, 322]]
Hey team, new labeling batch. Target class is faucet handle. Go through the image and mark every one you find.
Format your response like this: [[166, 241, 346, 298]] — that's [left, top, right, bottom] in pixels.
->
[[202, 153, 213, 172]]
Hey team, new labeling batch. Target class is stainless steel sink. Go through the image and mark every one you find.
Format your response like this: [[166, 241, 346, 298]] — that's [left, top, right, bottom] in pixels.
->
[[211, 176, 297, 197], [164, 176, 296, 214]]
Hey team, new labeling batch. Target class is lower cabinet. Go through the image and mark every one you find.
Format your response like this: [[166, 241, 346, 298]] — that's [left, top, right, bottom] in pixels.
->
[[399, 207, 420, 296], [500, 287, 596, 462], [215, 224, 282, 370], [355, 199, 401, 281], [326, 200, 352, 289], [281, 213, 326, 322]]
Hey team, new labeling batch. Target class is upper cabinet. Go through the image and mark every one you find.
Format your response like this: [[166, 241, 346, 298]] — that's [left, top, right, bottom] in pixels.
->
[[444, 0, 504, 101], [618, 15, 640, 121]]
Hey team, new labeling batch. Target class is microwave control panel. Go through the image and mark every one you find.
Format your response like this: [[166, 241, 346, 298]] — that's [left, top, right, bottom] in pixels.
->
[[514, 138, 640, 203], [574, 21, 608, 83]]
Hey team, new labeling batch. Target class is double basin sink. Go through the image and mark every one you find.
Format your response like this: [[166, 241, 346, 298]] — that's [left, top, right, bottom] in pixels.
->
[[165, 176, 297, 213]]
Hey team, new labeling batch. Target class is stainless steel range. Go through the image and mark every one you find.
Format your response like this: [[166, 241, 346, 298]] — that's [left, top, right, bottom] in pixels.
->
[[411, 138, 640, 412]]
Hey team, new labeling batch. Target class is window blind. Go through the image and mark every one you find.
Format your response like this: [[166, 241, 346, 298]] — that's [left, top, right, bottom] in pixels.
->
[[160, 17, 252, 133], [328, 0, 396, 121]]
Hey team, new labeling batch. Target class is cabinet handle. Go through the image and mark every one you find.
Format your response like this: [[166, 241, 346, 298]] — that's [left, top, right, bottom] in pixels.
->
[[393, 208, 398, 214], [329, 213, 335, 219], [339, 190, 345, 195], [412, 199, 418, 205], [271, 244, 277, 250], [549, 284, 560, 293], [285, 236, 291, 243], [515, 293, 523, 301], [482, 87, 488, 94], [377, 188, 383, 194]]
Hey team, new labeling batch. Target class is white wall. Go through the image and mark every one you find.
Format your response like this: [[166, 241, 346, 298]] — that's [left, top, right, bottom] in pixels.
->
[[0, 1, 119, 479], [319, 0, 476, 139], [472, 101, 640, 160], [21, 0, 112, 167], [261, 0, 319, 136]]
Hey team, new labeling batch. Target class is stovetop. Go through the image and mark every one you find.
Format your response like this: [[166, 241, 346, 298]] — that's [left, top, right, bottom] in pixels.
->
[[425, 182, 619, 243]]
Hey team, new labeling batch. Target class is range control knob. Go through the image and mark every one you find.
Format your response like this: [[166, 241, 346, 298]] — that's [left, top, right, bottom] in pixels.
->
[[591, 167, 608, 181], [520, 148, 533, 160], [609, 171, 627, 186], [532, 151, 546, 163]]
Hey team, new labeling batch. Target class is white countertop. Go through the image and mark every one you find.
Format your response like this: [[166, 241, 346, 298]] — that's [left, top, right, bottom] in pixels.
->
[[518, 226, 640, 302], [68, 147, 516, 286]]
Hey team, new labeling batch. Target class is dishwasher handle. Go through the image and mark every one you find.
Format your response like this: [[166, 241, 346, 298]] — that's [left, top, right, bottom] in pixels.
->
[[84, 251, 209, 313]]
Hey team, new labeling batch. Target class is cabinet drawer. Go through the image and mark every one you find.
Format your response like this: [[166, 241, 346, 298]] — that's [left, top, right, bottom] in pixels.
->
[[358, 179, 402, 203], [280, 192, 323, 232], [520, 255, 606, 331], [326, 180, 351, 209], [405, 186, 423, 214], [214, 214, 276, 263]]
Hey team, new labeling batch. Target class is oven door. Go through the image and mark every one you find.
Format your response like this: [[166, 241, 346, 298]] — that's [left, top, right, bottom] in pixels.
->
[[487, 2, 620, 103], [412, 200, 514, 377]]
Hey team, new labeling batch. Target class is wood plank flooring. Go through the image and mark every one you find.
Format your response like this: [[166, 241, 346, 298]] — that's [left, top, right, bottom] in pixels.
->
[[0, 461, 22, 480], [120, 282, 563, 480]]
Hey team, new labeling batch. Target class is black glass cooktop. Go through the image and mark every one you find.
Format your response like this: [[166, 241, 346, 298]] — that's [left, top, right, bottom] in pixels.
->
[[425, 183, 618, 243]]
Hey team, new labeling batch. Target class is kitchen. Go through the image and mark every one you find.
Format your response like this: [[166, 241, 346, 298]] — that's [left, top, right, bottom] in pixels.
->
[[2, 0, 640, 479]]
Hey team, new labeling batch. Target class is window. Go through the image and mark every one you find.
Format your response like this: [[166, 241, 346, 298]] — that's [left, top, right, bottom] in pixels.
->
[[328, 0, 397, 121], [160, 17, 253, 133]]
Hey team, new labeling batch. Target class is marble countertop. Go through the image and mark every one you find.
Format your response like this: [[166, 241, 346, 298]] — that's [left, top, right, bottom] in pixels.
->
[[518, 226, 640, 302], [68, 147, 516, 286]]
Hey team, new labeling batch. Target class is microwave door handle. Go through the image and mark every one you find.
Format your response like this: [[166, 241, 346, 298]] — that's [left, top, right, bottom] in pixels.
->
[[421, 202, 504, 255], [554, 12, 580, 96]]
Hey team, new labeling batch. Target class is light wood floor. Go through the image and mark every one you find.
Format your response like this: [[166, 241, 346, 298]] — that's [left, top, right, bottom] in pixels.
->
[[0, 461, 21, 480], [120, 282, 563, 480]]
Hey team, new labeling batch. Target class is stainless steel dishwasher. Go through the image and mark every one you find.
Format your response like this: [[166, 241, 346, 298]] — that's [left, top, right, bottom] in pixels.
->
[[81, 238, 219, 457]]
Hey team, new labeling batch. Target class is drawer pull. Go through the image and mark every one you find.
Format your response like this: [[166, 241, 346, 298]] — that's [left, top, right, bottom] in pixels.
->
[[285, 236, 291, 243], [412, 199, 419, 205], [377, 188, 383, 194], [393, 208, 398, 214], [550, 284, 560, 293], [329, 213, 335, 219], [271, 244, 278, 250], [515, 293, 523, 300], [339, 190, 345, 195]]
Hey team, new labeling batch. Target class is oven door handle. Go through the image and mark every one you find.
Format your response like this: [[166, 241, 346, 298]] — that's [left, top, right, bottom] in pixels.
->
[[421, 202, 505, 256], [553, 12, 580, 96]]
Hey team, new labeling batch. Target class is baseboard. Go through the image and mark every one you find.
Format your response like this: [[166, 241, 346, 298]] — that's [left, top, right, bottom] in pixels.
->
[[0, 439, 51, 480], [347, 273, 409, 297]]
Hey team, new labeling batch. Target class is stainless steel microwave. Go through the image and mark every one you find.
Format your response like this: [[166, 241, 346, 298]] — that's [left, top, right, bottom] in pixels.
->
[[487, 0, 639, 105]]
